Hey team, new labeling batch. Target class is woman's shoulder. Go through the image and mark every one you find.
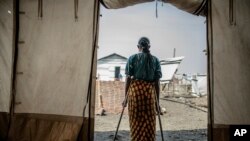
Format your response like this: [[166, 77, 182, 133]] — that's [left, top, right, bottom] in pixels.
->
[[150, 54, 160, 62], [128, 53, 141, 60], [129, 54, 137, 58]]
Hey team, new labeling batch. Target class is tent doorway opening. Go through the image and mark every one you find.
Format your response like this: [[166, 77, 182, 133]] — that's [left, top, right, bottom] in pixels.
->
[[95, 2, 208, 141]]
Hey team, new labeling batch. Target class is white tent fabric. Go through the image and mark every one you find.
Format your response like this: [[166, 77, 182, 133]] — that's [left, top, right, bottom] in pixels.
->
[[197, 75, 207, 96], [0, 0, 14, 139], [211, 0, 250, 125], [0, 0, 99, 140], [190, 75, 207, 96], [0, 0, 13, 113], [14, 0, 95, 116]]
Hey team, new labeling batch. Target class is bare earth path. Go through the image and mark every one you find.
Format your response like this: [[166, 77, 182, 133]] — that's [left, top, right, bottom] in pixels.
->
[[94, 98, 207, 141]]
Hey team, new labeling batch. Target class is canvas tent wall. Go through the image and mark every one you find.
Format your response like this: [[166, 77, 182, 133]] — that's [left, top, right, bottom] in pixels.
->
[[208, 0, 250, 140], [0, 0, 99, 140], [0, 0, 14, 139]]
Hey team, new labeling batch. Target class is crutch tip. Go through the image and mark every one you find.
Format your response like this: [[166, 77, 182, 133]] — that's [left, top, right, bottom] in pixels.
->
[[111, 134, 120, 141]]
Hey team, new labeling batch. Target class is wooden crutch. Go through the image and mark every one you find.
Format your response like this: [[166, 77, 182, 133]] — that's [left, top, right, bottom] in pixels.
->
[[154, 89, 165, 141], [113, 93, 129, 141]]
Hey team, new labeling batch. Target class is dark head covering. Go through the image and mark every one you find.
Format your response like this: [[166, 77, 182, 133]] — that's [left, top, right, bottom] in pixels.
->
[[138, 37, 150, 49]]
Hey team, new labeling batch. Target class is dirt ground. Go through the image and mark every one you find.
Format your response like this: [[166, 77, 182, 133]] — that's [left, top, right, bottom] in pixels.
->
[[94, 96, 208, 141]]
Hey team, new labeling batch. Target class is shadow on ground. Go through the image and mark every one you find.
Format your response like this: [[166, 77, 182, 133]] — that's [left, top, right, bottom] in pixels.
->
[[94, 129, 207, 141]]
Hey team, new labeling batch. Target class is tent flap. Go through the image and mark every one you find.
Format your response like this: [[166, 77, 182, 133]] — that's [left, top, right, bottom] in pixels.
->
[[101, 0, 153, 9], [208, 1, 250, 140], [4, 0, 99, 140], [101, 0, 206, 16], [163, 0, 206, 16], [15, 0, 95, 116], [211, 0, 250, 125]]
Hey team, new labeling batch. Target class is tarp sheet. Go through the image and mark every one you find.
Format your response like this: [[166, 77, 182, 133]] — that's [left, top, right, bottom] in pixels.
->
[[197, 75, 207, 96], [160, 56, 184, 82], [211, 0, 250, 124]]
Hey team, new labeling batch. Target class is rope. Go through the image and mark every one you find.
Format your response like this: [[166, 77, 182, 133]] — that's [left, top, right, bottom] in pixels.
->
[[155, 0, 158, 18], [38, 0, 43, 18], [161, 98, 208, 113], [193, 0, 207, 16], [74, 0, 79, 21]]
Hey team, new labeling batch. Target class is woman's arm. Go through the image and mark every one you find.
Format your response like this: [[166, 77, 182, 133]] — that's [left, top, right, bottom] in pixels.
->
[[125, 76, 131, 96]]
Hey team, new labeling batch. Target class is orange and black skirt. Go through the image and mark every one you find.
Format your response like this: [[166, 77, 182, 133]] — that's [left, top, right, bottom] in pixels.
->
[[128, 80, 156, 141]]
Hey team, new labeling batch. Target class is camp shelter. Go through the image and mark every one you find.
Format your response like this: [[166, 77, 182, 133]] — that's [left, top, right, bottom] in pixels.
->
[[97, 53, 127, 81], [160, 56, 185, 83], [0, 0, 250, 141]]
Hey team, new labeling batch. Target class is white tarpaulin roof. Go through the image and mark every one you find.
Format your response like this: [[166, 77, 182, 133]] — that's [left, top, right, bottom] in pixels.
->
[[160, 56, 184, 82]]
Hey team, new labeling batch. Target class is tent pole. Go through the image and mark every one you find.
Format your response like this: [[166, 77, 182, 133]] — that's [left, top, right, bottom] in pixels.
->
[[7, 0, 19, 139], [207, 0, 214, 140]]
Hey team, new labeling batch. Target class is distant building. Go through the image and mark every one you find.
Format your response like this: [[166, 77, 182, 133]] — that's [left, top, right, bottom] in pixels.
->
[[97, 53, 127, 81]]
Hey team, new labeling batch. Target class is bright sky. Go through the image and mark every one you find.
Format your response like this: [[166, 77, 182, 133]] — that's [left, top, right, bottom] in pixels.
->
[[98, 2, 207, 74]]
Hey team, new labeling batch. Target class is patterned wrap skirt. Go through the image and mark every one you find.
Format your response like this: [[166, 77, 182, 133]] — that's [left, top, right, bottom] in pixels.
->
[[128, 80, 156, 141]]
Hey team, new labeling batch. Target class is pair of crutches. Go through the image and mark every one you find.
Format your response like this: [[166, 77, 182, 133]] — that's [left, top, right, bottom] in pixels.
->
[[113, 90, 164, 141]]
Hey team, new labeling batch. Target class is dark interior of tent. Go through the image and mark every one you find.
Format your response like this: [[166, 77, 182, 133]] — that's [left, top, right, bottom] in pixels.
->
[[0, 0, 250, 141]]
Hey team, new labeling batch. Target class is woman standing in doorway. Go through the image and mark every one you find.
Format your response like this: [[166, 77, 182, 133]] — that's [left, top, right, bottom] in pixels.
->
[[123, 37, 162, 141]]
